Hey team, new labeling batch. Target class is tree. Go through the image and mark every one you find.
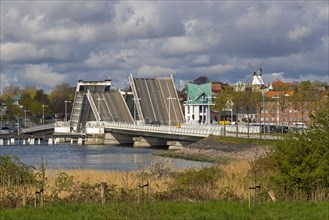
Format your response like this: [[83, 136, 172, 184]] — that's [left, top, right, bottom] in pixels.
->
[[49, 83, 75, 102], [19, 93, 33, 110], [272, 97, 329, 200], [48, 83, 75, 118], [34, 89, 49, 104], [214, 85, 233, 136]]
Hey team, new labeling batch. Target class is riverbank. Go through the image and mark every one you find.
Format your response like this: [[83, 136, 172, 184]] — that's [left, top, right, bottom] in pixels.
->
[[155, 135, 275, 164]]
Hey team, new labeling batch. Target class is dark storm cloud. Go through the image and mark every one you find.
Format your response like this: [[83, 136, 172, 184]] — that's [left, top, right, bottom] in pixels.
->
[[0, 1, 328, 91]]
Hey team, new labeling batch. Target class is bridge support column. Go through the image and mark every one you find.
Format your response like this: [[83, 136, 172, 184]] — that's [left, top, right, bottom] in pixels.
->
[[29, 138, 35, 145], [167, 141, 191, 150], [133, 136, 167, 148], [85, 134, 105, 145], [104, 133, 133, 145]]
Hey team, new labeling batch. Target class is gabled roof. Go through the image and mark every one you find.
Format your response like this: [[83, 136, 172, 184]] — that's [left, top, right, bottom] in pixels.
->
[[266, 91, 294, 98], [185, 82, 212, 105]]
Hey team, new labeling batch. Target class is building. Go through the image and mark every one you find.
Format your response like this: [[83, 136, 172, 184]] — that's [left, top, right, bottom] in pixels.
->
[[257, 80, 326, 128], [184, 82, 213, 123]]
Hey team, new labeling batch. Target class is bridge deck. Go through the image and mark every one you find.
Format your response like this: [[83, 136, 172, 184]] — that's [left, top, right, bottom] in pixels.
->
[[133, 77, 184, 125], [91, 91, 133, 123]]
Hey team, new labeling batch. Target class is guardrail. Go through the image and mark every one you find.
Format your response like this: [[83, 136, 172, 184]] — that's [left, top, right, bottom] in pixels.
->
[[101, 121, 221, 137], [99, 122, 261, 137], [20, 121, 261, 138], [21, 123, 55, 134]]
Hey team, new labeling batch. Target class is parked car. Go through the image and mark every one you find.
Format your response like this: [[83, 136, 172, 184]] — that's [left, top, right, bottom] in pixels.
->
[[0, 126, 13, 134]]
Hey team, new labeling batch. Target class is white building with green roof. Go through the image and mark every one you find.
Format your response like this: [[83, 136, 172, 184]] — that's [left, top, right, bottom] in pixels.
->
[[184, 82, 213, 123]]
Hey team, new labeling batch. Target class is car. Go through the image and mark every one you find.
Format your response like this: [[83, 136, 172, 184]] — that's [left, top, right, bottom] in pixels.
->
[[0, 126, 13, 134]]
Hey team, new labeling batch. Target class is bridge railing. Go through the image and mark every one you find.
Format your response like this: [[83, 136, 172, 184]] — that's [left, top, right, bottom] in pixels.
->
[[101, 121, 260, 136], [21, 123, 55, 134], [101, 121, 223, 137]]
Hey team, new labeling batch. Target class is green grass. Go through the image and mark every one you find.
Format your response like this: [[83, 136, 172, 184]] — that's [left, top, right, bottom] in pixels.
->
[[1, 201, 328, 220]]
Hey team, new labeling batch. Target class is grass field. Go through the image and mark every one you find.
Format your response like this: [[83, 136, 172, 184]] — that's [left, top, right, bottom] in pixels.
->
[[1, 201, 328, 220]]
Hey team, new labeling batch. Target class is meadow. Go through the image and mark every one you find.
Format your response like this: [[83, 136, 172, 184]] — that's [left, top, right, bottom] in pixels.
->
[[1, 200, 328, 220]]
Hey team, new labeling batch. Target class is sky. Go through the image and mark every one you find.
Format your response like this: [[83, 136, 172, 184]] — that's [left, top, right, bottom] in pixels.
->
[[1, 0, 328, 92]]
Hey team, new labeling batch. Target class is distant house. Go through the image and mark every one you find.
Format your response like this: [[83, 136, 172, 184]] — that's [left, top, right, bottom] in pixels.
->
[[184, 82, 213, 123], [256, 80, 325, 127]]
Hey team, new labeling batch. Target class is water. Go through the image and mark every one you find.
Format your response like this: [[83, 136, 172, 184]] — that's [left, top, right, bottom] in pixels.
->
[[0, 144, 214, 170]]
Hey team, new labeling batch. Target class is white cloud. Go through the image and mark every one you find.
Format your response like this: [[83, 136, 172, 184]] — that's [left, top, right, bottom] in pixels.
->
[[19, 64, 66, 88], [321, 35, 329, 51], [190, 64, 236, 75], [1, 42, 48, 62], [287, 26, 312, 41], [191, 55, 211, 65], [137, 65, 175, 77], [0, 1, 328, 91], [161, 35, 219, 55], [85, 49, 136, 69]]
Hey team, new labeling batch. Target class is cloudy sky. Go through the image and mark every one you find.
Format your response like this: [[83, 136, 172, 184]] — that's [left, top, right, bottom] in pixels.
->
[[1, 1, 328, 92]]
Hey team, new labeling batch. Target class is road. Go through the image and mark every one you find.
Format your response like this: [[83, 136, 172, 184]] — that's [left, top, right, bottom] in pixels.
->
[[91, 91, 133, 123], [133, 77, 184, 125]]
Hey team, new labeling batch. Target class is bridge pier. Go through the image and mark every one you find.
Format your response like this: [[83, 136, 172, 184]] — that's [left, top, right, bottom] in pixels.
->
[[85, 134, 105, 145], [133, 136, 167, 148], [104, 133, 133, 145], [167, 140, 192, 150]]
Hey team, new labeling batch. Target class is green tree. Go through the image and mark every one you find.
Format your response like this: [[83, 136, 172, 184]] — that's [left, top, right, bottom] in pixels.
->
[[49, 83, 75, 102], [214, 85, 233, 136], [272, 97, 329, 200], [19, 92, 33, 110], [29, 101, 43, 117], [34, 89, 49, 104]]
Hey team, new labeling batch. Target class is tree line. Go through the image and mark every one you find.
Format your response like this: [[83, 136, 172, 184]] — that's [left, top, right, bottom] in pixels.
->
[[0, 83, 76, 125]]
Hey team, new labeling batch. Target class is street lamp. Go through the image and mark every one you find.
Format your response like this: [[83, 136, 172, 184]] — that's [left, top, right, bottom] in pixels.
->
[[271, 96, 280, 130], [42, 105, 48, 126], [24, 109, 29, 128], [261, 89, 266, 140], [167, 96, 176, 126], [64, 100, 71, 122]]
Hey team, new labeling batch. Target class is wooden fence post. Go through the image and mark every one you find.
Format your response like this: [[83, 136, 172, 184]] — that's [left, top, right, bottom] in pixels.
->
[[22, 186, 27, 207], [100, 182, 107, 204]]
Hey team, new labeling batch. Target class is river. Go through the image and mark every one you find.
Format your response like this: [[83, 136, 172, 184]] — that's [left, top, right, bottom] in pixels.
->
[[0, 143, 214, 170]]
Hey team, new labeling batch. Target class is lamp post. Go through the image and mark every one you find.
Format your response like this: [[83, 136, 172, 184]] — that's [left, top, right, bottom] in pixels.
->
[[42, 105, 47, 126], [24, 109, 29, 128], [281, 94, 289, 133], [167, 96, 176, 126], [271, 96, 280, 131], [64, 100, 71, 122], [261, 89, 266, 140]]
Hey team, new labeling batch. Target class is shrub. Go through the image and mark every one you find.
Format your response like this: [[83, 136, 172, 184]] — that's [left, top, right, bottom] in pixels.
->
[[271, 98, 329, 200], [160, 166, 222, 200], [0, 155, 36, 187]]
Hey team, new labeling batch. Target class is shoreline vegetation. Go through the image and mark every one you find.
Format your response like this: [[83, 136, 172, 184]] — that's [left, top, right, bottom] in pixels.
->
[[155, 135, 275, 164], [1, 134, 328, 219]]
